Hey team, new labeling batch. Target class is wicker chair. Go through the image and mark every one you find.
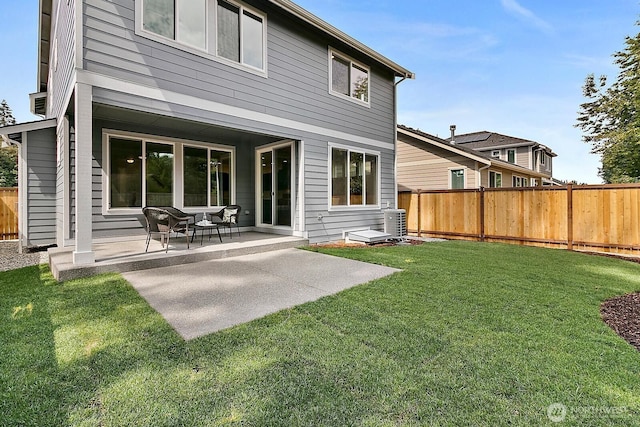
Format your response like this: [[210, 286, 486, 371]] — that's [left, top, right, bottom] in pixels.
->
[[142, 207, 195, 252], [210, 205, 241, 238]]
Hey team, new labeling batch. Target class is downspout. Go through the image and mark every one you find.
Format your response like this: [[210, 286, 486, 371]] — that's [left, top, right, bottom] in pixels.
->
[[478, 162, 491, 188], [393, 73, 414, 209]]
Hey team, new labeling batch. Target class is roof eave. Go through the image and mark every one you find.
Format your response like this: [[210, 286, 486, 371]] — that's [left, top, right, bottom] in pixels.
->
[[37, 0, 52, 94], [398, 127, 490, 165], [268, 0, 415, 79]]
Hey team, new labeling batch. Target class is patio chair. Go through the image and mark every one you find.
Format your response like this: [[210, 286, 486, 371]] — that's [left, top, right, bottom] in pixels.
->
[[142, 207, 194, 252], [210, 205, 241, 238]]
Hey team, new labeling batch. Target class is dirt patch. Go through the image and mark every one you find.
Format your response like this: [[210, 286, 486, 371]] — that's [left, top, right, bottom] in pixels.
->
[[601, 292, 640, 352]]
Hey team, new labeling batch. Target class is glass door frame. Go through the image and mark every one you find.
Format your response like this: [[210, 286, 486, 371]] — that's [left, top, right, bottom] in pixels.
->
[[255, 140, 296, 229]]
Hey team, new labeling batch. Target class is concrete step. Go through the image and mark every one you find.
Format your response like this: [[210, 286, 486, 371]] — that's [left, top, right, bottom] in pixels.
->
[[49, 233, 309, 282]]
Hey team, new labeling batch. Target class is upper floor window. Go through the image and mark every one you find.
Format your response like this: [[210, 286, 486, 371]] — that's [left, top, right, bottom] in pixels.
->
[[507, 149, 516, 164], [143, 0, 206, 49], [491, 150, 500, 158], [139, 0, 266, 73], [540, 152, 546, 165], [330, 50, 370, 106]]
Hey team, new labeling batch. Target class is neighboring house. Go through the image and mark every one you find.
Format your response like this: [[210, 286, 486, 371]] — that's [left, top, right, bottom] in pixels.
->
[[447, 129, 557, 186], [397, 125, 549, 191], [0, 0, 414, 263]]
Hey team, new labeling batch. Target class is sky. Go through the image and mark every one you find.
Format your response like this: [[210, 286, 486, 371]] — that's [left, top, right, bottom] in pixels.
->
[[1, 1, 639, 183]]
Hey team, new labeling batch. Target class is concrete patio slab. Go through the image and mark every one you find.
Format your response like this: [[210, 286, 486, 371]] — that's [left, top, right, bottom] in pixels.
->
[[122, 248, 401, 340]]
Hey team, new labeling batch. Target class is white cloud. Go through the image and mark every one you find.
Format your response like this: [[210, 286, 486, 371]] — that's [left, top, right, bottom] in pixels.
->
[[500, 0, 553, 34]]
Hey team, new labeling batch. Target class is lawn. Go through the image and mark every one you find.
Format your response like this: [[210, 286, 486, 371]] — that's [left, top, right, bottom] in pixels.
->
[[1, 241, 639, 426]]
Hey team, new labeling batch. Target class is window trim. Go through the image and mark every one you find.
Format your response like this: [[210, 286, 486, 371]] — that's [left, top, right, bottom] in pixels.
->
[[135, 0, 268, 77], [488, 170, 502, 188], [102, 129, 236, 216], [448, 167, 466, 190], [491, 150, 500, 158], [507, 149, 516, 164], [328, 143, 380, 210], [512, 175, 527, 187], [540, 151, 546, 165], [328, 48, 371, 108]]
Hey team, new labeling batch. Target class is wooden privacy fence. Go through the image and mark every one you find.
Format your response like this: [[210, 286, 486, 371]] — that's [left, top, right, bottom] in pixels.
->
[[0, 187, 18, 240], [399, 184, 640, 256]]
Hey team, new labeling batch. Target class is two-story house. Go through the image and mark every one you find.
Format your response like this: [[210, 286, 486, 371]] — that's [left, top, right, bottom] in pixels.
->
[[397, 125, 550, 191], [2, 0, 414, 265], [447, 129, 556, 186]]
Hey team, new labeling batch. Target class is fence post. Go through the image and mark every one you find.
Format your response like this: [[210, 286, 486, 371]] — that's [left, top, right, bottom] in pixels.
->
[[416, 189, 422, 238], [567, 183, 573, 251], [479, 187, 485, 242]]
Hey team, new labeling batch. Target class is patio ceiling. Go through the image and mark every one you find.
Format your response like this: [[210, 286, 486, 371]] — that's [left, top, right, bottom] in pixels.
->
[[92, 104, 285, 146]]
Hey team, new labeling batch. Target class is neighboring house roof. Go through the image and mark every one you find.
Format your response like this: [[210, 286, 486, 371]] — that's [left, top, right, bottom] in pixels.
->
[[397, 125, 548, 178], [35, 0, 415, 97], [447, 130, 557, 157]]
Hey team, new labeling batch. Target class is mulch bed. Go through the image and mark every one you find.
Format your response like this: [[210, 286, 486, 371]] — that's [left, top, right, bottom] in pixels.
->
[[601, 292, 640, 352]]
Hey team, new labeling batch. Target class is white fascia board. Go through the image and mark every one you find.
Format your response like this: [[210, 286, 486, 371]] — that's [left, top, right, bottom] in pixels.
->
[[398, 127, 490, 165], [79, 70, 395, 151], [268, 0, 414, 79]]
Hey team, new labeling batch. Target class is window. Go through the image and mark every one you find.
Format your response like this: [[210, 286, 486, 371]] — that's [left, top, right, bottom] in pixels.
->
[[450, 169, 465, 189], [139, 0, 266, 72], [183, 146, 232, 207], [491, 150, 500, 158], [531, 178, 538, 186], [489, 171, 502, 188], [217, 0, 264, 69], [105, 132, 233, 212], [108, 138, 174, 208], [512, 175, 527, 187], [507, 149, 516, 164], [540, 152, 546, 165], [330, 50, 370, 105], [143, 0, 206, 49], [330, 146, 378, 207]]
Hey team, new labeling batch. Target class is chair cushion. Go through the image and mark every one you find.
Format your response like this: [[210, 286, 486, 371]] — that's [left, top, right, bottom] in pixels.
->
[[223, 208, 238, 223]]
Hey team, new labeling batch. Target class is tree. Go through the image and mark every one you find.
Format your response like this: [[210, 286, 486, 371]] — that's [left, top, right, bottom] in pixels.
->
[[576, 22, 640, 183], [0, 145, 18, 187], [0, 100, 16, 127]]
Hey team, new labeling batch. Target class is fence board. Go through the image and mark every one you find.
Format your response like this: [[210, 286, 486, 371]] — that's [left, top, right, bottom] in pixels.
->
[[400, 184, 640, 256], [0, 187, 18, 240]]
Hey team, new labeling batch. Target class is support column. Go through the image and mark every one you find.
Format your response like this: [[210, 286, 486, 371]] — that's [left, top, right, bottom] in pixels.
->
[[73, 82, 95, 265]]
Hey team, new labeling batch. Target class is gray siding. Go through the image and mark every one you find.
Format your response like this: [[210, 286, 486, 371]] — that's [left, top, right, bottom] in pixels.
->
[[82, 0, 396, 144], [52, 0, 402, 244], [302, 137, 395, 244], [49, 0, 76, 119], [26, 128, 57, 247]]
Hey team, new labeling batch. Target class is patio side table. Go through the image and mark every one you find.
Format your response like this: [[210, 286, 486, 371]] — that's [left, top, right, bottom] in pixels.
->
[[192, 221, 223, 245]]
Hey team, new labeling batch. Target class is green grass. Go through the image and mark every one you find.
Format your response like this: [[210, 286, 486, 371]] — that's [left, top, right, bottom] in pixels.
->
[[1, 241, 640, 426]]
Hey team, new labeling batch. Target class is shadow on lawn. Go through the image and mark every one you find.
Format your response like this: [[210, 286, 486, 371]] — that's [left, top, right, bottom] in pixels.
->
[[0, 265, 190, 425]]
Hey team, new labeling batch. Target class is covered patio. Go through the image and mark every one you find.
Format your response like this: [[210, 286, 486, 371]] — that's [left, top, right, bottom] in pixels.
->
[[49, 231, 308, 282]]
